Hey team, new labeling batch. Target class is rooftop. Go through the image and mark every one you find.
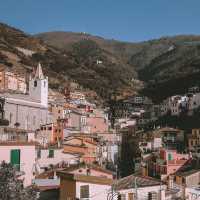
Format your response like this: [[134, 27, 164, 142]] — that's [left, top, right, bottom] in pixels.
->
[[60, 163, 114, 175], [57, 172, 113, 185], [175, 169, 200, 177], [0, 93, 47, 108], [113, 175, 163, 191]]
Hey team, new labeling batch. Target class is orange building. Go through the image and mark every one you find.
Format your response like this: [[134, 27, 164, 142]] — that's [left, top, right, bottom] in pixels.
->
[[63, 136, 98, 164], [39, 120, 65, 145]]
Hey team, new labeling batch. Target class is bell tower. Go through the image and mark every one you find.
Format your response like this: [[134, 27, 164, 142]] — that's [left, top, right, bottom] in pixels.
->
[[29, 63, 48, 107]]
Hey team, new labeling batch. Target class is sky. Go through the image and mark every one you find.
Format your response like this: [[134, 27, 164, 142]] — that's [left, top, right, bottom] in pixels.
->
[[0, 0, 200, 42]]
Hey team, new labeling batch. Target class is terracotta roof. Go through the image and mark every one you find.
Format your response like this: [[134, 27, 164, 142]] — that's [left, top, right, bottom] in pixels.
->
[[113, 175, 163, 191], [57, 172, 113, 185], [62, 149, 84, 156], [63, 143, 88, 148]]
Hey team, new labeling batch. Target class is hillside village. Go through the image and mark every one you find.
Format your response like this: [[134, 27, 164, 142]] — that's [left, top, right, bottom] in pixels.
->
[[0, 59, 200, 200]]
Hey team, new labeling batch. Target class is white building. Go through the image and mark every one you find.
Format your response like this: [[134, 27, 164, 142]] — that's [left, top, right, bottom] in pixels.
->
[[185, 187, 200, 200], [114, 175, 166, 200], [35, 147, 80, 173], [0, 63, 51, 131], [58, 172, 113, 200], [161, 92, 200, 116], [0, 141, 36, 186]]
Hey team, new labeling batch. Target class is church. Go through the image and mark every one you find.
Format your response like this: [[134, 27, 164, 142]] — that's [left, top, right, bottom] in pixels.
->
[[0, 63, 52, 131]]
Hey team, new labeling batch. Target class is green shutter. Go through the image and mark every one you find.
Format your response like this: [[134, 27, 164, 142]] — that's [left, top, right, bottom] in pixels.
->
[[49, 149, 54, 158], [168, 153, 172, 161], [10, 149, 20, 170]]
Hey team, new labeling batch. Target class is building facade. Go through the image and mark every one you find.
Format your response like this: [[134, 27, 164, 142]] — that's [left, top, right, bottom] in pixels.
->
[[0, 68, 27, 93], [1, 63, 51, 131]]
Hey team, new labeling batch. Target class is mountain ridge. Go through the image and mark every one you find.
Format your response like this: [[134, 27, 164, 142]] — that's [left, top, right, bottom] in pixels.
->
[[37, 31, 200, 102], [2, 22, 200, 103]]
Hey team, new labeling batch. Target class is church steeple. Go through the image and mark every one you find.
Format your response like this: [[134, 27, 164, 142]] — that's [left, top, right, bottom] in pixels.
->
[[35, 62, 44, 79], [29, 62, 48, 107]]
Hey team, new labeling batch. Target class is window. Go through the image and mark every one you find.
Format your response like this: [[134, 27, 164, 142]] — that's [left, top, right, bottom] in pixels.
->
[[48, 126, 52, 131], [128, 193, 134, 200], [44, 81, 46, 87], [80, 185, 89, 199], [34, 80, 37, 87], [48, 149, 54, 158], [37, 149, 41, 159], [9, 113, 13, 123], [118, 194, 126, 200], [182, 177, 185, 184], [148, 192, 158, 200], [10, 149, 20, 171]]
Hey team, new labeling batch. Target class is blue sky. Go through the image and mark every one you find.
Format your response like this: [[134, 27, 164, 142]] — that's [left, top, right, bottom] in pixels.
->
[[0, 0, 200, 42]]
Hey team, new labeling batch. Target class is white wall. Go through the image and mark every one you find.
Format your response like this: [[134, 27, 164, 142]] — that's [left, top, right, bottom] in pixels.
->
[[36, 148, 79, 171], [185, 187, 200, 200], [118, 185, 166, 200], [29, 78, 48, 107], [76, 181, 111, 200], [0, 144, 36, 186], [4, 100, 50, 131]]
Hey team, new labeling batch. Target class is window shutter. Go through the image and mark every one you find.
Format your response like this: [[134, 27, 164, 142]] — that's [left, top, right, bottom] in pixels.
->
[[80, 185, 89, 199], [10, 149, 20, 171]]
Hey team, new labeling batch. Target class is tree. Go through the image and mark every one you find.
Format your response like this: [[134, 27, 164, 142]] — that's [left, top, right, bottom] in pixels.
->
[[0, 161, 37, 200]]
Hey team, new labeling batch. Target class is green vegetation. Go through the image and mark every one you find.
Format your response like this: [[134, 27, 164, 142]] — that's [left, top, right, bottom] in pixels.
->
[[3, 22, 200, 103], [0, 161, 37, 200]]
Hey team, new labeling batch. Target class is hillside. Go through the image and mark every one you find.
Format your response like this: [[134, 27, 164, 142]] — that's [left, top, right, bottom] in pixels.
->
[[2, 22, 200, 104], [0, 23, 138, 103], [37, 32, 200, 103]]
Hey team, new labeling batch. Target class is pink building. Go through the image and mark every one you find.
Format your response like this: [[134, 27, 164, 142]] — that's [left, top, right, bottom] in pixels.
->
[[160, 149, 189, 176], [146, 148, 190, 180], [60, 163, 113, 179], [0, 141, 36, 186], [87, 109, 109, 134], [64, 108, 109, 134]]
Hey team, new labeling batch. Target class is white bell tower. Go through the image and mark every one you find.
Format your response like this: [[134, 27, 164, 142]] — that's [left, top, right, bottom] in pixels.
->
[[29, 63, 48, 107]]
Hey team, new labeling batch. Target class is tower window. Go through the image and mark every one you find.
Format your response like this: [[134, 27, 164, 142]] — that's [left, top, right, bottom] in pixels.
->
[[34, 81, 37, 87], [9, 113, 13, 123]]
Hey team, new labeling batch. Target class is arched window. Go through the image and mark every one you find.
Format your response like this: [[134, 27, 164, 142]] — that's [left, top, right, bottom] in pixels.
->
[[34, 80, 37, 87]]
